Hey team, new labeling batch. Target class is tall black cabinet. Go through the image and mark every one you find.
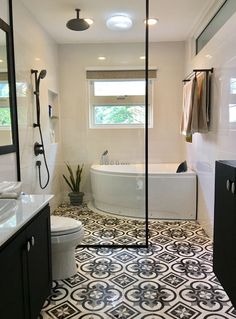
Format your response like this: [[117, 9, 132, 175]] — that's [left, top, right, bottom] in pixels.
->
[[214, 160, 236, 308]]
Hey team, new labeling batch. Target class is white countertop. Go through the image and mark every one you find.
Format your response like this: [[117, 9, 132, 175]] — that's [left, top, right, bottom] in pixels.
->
[[0, 194, 53, 248]]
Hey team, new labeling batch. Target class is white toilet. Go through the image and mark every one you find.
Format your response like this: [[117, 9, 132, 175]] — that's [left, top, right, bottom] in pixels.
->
[[50, 215, 84, 280]]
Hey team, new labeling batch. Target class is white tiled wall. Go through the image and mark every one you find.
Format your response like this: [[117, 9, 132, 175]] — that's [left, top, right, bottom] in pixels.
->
[[185, 12, 236, 237], [59, 42, 186, 198], [11, 0, 63, 210]]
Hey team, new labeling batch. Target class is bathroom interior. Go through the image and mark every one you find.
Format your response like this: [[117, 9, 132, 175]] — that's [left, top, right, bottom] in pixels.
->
[[1, 0, 236, 318]]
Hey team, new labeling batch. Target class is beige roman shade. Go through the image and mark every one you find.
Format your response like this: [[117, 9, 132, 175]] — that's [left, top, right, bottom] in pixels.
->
[[86, 69, 157, 80]]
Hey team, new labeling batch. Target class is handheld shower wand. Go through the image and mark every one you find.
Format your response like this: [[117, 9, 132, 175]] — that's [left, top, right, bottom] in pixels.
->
[[31, 69, 47, 127], [31, 69, 50, 189]]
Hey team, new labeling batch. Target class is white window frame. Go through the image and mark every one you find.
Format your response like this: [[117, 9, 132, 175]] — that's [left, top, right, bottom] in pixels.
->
[[88, 79, 154, 129]]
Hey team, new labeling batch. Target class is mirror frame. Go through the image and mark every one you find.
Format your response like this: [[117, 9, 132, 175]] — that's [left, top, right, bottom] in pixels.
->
[[0, 0, 20, 180], [0, 18, 17, 154]]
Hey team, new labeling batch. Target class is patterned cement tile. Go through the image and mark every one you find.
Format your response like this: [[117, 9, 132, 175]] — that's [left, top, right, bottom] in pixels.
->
[[39, 204, 235, 318]]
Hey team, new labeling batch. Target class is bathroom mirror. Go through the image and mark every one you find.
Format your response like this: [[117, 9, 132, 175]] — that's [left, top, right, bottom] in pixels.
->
[[0, 16, 18, 155]]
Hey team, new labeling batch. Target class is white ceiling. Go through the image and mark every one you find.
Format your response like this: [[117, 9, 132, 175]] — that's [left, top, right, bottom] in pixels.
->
[[20, 0, 217, 44]]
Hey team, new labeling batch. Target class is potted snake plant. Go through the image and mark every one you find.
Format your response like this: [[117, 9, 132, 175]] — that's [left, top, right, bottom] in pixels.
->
[[63, 162, 84, 205]]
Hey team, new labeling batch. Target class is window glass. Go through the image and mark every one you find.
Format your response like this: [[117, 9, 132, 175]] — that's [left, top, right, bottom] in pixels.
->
[[89, 79, 153, 128], [0, 107, 11, 126], [196, 0, 236, 54]]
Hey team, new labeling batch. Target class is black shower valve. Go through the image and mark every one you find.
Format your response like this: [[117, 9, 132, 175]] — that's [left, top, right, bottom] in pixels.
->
[[34, 142, 44, 156], [36, 160, 41, 167]]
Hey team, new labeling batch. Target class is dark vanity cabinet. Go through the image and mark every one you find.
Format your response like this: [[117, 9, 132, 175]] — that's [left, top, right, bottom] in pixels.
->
[[0, 205, 52, 319], [214, 160, 236, 308]]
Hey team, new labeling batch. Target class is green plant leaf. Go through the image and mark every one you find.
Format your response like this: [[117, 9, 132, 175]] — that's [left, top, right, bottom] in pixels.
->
[[62, 174, 74, 191], [63, 162, 84, 192], [65, 162, 76, 190]]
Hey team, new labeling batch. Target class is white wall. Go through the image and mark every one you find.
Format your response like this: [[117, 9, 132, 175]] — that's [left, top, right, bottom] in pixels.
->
[[185, 12, 236, 237], [59, 42, 185, 199], [12, 0, 63, 210]]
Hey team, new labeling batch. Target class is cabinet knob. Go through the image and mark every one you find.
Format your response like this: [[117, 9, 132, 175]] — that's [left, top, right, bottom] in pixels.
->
[[226, 179, 231, 191], [31, 236, 35, 247], [232, 182, 236, 195], [27, 241, 31, 252]]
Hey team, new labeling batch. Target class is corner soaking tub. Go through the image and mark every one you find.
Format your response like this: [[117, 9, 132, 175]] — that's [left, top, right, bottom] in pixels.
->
[[90, 163, 196, 220]]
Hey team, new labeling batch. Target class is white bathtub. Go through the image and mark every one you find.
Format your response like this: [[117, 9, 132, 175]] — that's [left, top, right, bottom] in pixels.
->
[[90, 163, 196, 220]]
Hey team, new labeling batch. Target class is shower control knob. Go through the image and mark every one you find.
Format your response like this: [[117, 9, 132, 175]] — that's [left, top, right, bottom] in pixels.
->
[[226, 179, 231, 191], [34, 142, 44, 156], [231, 182, 236, 195]]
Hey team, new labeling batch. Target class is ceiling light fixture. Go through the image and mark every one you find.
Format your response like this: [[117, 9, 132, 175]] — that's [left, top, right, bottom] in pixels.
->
[[144, 18, 158, 26], [106, 15, 133, 30], [98, 56, 106, 60], [66, 9, 90, 31], [139, 56, 145, 60], [0, 59, 3, 63]]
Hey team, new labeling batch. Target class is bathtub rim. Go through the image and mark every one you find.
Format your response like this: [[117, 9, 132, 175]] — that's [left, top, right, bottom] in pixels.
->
[[90, 163, 196, 177]]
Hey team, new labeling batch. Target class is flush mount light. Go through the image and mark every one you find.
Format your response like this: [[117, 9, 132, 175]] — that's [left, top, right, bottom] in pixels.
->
[[144, 18, 158, 25], [98, 56, 106, 60], [66, 9, 90, 31], [106, 15, 133, 30], [139, 56, 145, 60], [0, 59, 3, 63]]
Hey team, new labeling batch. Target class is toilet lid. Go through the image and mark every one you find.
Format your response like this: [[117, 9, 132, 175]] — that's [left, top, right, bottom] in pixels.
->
[[51, 216, 83, 236]]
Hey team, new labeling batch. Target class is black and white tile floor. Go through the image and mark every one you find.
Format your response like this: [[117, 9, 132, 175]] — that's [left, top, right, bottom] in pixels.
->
[[40, 204, 236, 319]]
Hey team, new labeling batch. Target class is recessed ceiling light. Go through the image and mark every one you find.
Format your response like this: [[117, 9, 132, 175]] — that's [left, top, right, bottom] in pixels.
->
[[144, 18, 158, 26], [84, 18, 94, 25], [35, 57, 41, 61], [0, 59, 3, 63], [205, 54, 213, 59], [139, 56, 145, 60], [106, 15, 133, 30], [98, 56, 106, 60]]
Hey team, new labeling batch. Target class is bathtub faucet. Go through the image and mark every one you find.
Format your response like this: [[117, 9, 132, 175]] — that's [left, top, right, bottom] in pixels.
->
[[100, 150, 109, 165]]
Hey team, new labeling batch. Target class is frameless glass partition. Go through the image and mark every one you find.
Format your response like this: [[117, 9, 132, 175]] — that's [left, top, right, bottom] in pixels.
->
[[84, 0, 148, 247]]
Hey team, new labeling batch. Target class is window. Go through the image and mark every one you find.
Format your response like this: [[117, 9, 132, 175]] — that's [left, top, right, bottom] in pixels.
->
[[88, 76, 154, 128], [196, 0, 236, 54]]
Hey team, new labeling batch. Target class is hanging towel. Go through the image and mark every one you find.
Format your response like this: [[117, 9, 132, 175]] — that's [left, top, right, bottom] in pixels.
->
[[191, 71, 210, 133], [181, 78, 195, 142]]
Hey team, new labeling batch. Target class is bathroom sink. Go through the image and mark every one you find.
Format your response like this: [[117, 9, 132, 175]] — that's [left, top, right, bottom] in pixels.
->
[[0, 199, 18, 223]]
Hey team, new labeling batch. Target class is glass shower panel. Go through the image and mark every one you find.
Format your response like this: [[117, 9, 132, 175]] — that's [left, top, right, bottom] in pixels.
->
[[87, 0, 147, 247]]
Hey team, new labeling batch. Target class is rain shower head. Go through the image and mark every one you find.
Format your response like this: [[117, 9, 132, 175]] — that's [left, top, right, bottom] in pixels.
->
[[66, 9, 90, 31]]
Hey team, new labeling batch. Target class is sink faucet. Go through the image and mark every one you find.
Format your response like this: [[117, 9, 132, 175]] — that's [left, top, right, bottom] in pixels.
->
[[100, 150, 109, 165]]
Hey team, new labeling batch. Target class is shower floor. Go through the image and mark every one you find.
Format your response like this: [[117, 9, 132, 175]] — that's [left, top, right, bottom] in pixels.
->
[[52, 203, 147, 245], [39, 203, 236, 318]]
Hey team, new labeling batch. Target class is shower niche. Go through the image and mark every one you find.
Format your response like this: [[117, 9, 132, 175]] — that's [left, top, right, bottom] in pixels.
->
[[48, 89, 59, 144]]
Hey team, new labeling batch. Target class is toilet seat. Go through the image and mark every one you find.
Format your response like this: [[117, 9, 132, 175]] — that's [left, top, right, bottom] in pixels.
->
[[51, 215, 83, 236]]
